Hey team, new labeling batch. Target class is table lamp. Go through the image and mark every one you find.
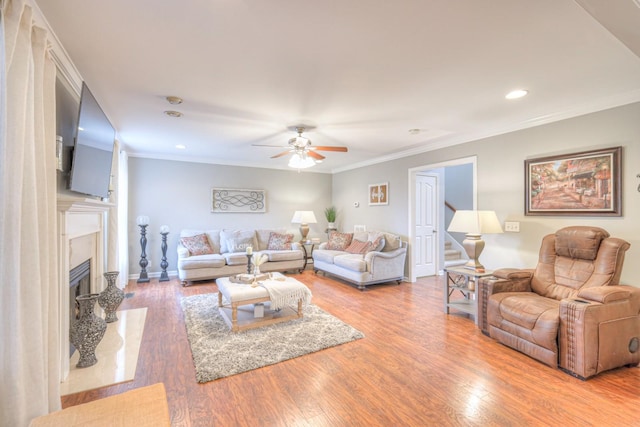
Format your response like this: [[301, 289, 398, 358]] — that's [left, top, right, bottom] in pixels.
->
[[447, 210, 503, 272], [291, 210, 317, 242]]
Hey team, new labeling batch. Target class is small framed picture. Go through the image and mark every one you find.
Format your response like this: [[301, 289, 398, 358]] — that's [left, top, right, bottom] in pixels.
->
[[368, 182, 389, 206]]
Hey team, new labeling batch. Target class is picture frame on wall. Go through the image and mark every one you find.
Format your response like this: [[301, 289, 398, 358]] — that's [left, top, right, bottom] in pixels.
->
[[211, 188, 266, 213], [369, 182, 389, 206], [524, 146, 621, 216]]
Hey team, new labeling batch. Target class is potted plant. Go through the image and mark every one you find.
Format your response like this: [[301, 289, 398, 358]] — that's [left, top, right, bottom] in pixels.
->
[[324, 206, 336, 229]]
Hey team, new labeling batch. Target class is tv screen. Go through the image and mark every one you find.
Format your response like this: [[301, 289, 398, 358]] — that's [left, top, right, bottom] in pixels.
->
[[69, 82, 115, 199]]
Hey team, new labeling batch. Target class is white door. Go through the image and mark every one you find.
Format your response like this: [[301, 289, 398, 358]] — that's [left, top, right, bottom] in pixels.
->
[[415, 174, 437, 277]]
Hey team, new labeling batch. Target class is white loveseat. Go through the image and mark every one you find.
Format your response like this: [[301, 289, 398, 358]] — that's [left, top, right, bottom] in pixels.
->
[[312, 231, 407, 290], [177, 229, 305, 286]]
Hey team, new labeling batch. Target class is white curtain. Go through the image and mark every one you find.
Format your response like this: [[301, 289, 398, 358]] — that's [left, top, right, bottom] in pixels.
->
[[0, 0, 61, 424], [117, 147, 129, 286]]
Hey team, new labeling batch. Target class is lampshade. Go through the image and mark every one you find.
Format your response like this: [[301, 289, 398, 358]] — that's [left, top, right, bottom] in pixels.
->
[[288, 153, 315, 169], [447, 210, 503, 235], [291, 211, 317, 224], [447, 210, 502, 272]]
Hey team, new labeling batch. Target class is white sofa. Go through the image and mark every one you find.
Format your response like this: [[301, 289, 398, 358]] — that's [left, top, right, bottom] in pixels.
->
[[177, 229, 305, 286], [312, 231, 407, 290]]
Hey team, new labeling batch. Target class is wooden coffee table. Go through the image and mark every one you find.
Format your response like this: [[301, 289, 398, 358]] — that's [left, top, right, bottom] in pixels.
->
[[215, 272, 310, 332]]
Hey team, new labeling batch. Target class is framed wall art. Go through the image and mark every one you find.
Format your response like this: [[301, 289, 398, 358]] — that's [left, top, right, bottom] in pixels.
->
[[369, 182, 389, 206], [525, 146, 621, 216], [211, 188, 266, 213]]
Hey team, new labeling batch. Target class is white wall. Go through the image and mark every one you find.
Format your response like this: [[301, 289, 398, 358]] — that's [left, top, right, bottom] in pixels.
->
[[331, 102, 640, 285], [127, 158, 332, 277]]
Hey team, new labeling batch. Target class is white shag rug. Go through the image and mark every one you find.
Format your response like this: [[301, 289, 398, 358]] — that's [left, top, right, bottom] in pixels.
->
[[180, 293, 364, 383]]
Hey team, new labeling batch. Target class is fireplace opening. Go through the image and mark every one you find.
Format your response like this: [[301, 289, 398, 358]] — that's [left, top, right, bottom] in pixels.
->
[[69, 259, 91, 356]]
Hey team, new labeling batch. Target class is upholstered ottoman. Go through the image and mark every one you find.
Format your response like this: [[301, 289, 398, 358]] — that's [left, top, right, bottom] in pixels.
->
[[216, 272, 312, 332]]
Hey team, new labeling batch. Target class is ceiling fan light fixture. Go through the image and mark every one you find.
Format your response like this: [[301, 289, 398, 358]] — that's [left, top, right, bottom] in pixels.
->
[[289, 135, 310, 147], [288, 153, 315, 169]]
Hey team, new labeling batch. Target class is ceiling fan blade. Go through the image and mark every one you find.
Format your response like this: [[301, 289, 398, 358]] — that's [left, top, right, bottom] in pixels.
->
[[271, 150, 291, 159], [307, 150, 326, 160], [312, 146, 348, 152]]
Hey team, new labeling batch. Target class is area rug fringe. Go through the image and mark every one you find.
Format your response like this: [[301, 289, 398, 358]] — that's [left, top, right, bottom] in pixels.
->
[[180, 293, 364, 383]]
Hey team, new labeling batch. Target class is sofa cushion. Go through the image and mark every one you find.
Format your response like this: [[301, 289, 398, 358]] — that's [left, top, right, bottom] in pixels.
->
[[262, 249, 303, 262], [221, 230, 257, 253], [223, 252, 250, 266], [334, 254, 367, 272], [180, 234, 214, 256], [313, 249, 347, 264], [326, 231, 353, 251], [345, 239, 372, 254], [179, 254, 226, 270], [267, 232, 294, 250], [488, 292, 560, 353]]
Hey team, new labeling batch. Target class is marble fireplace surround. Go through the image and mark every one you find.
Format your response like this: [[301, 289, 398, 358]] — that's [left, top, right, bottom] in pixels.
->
[[57, 197, 112, 382]]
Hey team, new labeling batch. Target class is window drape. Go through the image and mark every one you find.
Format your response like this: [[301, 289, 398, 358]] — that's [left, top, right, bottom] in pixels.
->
[[0, 0, 61, 424]]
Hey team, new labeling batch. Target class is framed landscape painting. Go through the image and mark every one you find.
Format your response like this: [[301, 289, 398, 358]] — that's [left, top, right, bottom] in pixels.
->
[[525, 146, 621, 216]]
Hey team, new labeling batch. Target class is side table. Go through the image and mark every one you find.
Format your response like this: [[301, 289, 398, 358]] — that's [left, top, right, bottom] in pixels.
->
[[443, 266, 493, 326], [300, 242, 318, 270]]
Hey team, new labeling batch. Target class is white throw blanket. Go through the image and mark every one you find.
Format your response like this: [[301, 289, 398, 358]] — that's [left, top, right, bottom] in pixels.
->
[[260, 279, 312, 311]]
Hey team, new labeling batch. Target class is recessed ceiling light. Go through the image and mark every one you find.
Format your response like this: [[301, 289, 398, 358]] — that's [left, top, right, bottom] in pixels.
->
[[175, 144, 186, 149], [408, 128, 421, 135], [166, 96, 183, 105], [506, 89, 529, 100], [164, 110, 183, 118]]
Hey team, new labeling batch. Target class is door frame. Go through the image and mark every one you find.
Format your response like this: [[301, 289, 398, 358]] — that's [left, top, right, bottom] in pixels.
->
[[407, 156, 477, 282]]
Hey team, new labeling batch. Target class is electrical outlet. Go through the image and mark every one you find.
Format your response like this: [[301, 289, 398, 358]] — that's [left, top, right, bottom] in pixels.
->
[[504, 221, 520, 232]]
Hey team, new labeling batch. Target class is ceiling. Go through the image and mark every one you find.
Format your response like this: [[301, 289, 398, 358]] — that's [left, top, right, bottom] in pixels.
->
[[34, 0, 640, 173]]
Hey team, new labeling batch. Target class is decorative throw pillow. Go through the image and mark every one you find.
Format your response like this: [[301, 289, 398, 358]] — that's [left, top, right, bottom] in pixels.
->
[[267, 232, 294, 250], [367, 232, 386, 252], [345, 239, 372, 254], [326, 231, 353, 251], [180, 233, 214, 256], [220, 230, 256, 253]]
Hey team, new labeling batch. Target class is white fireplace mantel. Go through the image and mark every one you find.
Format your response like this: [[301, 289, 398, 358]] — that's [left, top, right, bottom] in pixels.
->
[[57, 196, 114, 381]]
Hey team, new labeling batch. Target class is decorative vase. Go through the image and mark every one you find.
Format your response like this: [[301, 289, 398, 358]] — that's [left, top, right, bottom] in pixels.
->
[[98, 271, 124, 323], [254, 264, 261, 276], [328, 222, 335, 229], [70, 293, 107, 368]]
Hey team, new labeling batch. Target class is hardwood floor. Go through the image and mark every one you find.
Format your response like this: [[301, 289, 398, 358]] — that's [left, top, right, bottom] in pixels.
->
[[61, 272, 640, 426]]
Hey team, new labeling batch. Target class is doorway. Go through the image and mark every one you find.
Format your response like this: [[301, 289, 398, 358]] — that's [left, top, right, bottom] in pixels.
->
[[407, 156, 477, 282]]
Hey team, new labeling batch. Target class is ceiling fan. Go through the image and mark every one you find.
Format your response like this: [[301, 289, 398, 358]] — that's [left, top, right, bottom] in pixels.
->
[[253, 126, 348, 167]]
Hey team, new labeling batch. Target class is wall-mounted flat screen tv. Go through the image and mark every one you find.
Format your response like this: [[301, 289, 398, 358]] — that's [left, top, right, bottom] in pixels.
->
[[69, 82, 115, 199]]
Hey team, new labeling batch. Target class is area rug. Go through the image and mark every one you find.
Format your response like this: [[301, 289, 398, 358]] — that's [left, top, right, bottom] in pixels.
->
[[180, 293, 364, 383]]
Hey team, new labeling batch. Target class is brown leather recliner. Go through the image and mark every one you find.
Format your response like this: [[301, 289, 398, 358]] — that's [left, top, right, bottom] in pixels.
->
[[478, 226, 640, 379]]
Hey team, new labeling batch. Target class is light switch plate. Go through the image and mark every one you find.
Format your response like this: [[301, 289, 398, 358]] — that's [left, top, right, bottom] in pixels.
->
[[504, 221, 520, 232]]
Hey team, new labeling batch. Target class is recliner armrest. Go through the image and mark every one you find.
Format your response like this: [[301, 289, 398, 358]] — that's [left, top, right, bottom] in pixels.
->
[[559, 285, 640, 379], [577, 285, 633, 304], [477, 270, 534, 334], [492, 268, 534, 281]]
